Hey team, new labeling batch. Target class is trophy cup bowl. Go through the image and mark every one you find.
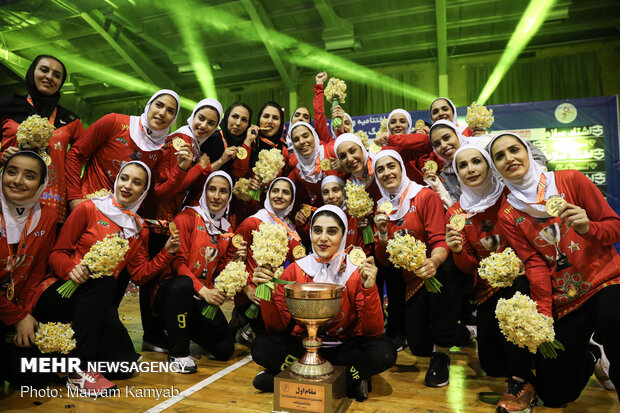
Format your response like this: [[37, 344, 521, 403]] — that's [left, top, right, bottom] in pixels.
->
[[284, 283, 345, 379]]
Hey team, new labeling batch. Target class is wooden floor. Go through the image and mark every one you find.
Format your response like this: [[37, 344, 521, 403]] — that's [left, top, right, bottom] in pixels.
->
[[1, 293, 617, 413]]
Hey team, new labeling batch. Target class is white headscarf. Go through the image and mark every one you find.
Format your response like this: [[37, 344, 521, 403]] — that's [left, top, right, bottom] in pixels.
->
[[387, 109, 413, 134], [372, 150, 425, 221], [452, 144, 505, 214], [285, 108, 312, 152], [174, 98, 223, 161], [334, 133, 373, 188], [297, 205, 357, 287], [290, 122, 326, 184], [251, 177, 297, 224], [431, 97, 469, 134], [129, 89, 180, 152], [91, 160, 151, 238], [489, 133, 557, 218], [0, 151, 49, 243], [321, 175, 347, 210], [185, 171, 233, 235], [330, 112, 353, 137], [429, 120, 468, 163]]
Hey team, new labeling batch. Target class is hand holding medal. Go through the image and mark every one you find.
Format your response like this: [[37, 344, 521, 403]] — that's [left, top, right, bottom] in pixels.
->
[[549, 196, 590, 235]]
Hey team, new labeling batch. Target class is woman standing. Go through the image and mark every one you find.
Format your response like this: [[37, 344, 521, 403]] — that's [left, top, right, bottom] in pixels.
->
[[489, 132, 620, 407], [65, 89, 185, 211], [251, 205, 396, 401], [0, 55, 85, 223]]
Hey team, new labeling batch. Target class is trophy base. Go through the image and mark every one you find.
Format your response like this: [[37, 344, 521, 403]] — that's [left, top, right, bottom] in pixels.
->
[[289, 358, 334, 379], [274, 365, 351, 413]]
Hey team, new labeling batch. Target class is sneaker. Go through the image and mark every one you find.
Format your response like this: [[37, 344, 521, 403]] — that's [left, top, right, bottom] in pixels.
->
[[167, 355, 197, 374], [424, 352, 450, 387], [235, 323, 256, 347], [253, 370, 274, 392], [354, 379, 369, 401], [67, 370, 117, 397], [590, 338, 616, 391], [496, 377, 536, 413], [141, 340, 168, 353]]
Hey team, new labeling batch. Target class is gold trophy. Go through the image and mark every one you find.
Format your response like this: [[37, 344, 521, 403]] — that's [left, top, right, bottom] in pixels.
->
[[274, 283, 351, 413]]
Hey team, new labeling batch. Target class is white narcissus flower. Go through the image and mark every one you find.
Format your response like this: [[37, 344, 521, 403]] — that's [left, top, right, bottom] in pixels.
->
[[387, 233, 427, 272], [251, 222, 288, 268], [253, 149, 285, 184], [465, 102, 494, 129], [345, 181, 374, 219], [82, 233, 130, 278], [478, 247, 521, 288], [16, 114, 54, 151], [324, 78, 347, 103], [35, 322, 77, 354], [214, 261, 249, 297]]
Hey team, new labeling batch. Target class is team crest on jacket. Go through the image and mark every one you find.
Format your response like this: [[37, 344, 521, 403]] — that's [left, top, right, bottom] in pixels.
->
[[97, 220, 110, 227], [116, 137, 128, 145], [515, 217, 525, 225], [554, 271, 591, 304]]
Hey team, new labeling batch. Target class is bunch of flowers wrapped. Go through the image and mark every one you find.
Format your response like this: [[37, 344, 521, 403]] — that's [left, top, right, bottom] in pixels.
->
[[345, 181, 375, 244], [376, 118, 388, 137], [248, 148, 285, 201], [495, 292, 564, 358], [246, 223, 294, 318], [387, 233, 442, 293], [57, 233, 130, 298], [233, 178, 253, 201], [16, 115, 54, 152], [202, 261, 249, 319], [465, 102, 494, 130], [324, 77, 347, 128], [355, 130, 370, 150], [478, 247, 521, 288], [35, 322, 77, 354], [85, 189, 113, 200]]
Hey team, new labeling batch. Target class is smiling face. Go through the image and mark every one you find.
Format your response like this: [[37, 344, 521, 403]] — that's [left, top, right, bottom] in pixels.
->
[[340, 116, 352, 133], [259, 105, 282, 138], [455, 149, 489, 188], [375, 156, 403, 191], [291, 125, 316, 157], [430, 99, 454, 123], [33, 57, 64, 96], [291, 107, 311, 124], [146, 94, 177, 130], [227, 105, 250, 136], [336, 141, 365, 175], [389, 113, 409, 135], [269, 179, 293, 213], [490, 135, 530, 181], [115, 164, 148, 206], [430, 126, 460, 161], [2, 155, 44, 203], [205, 176, 231, 213], [311, 214, 344, 260], [192, 107, 219, 140], [321, 182, 344, 207]]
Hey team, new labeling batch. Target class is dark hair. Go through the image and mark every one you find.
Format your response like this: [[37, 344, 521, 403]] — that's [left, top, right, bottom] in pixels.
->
[[490, 134, 527, 158], [5, 151, 47, 185], [194, 105, 220, 124], [257, 101, 285, 138], [292, 106, 311, 117], [150, 93, 178, 112], [269, 177, 294, 194], [121, 162, 149, 180], [311, 210, 345, 234]]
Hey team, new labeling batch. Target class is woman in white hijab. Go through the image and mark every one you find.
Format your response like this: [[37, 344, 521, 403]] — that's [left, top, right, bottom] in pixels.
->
[[153, 171, 243, 374], [66, 89, 183, 211], [251, 205, 396, 401], [32, 160, 180, 396], [489, 132, 620, 407], [444, 144, 538, 412]]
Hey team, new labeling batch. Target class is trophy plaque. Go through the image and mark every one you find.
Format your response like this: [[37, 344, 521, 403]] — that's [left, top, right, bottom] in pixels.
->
[[273, 283, 351, 413]]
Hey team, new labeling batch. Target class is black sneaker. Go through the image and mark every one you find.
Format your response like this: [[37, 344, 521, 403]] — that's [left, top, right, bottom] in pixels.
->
[[253, 370, 274, 392], [424, 352, 450, 387]]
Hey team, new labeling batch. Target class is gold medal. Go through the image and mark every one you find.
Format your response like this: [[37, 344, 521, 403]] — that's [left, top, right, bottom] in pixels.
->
[[6, 279, 14, 301], [545, 196, 567, 217], [168, 221, 177, 235], [415, 119, 426, 131], [232, 234, 244, 249], [302, 204, 312, 218], [450, 214, 466, 231], [349, 248, 366, 266], [320, 158, 331, 171], [236, 146, 248, 160], [41, 153, 51, 166], [293, 245, 306, 259], [379, 201, 393, 215], [369, 142, 382, 153], [424, 160, 438, 173], [172, 137, 185, 151]]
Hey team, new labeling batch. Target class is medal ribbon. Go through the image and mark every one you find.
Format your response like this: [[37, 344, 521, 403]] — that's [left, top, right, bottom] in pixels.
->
[[27, 96, 57, 126], [1, 209, 34, 298], [267, 212, 301, 242]]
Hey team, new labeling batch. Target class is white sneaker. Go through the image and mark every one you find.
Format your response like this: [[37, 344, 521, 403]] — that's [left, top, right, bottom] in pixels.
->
[[66, 370, 117, 397], [167, 355, 197, 374], [590, 337, 615, 391]]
